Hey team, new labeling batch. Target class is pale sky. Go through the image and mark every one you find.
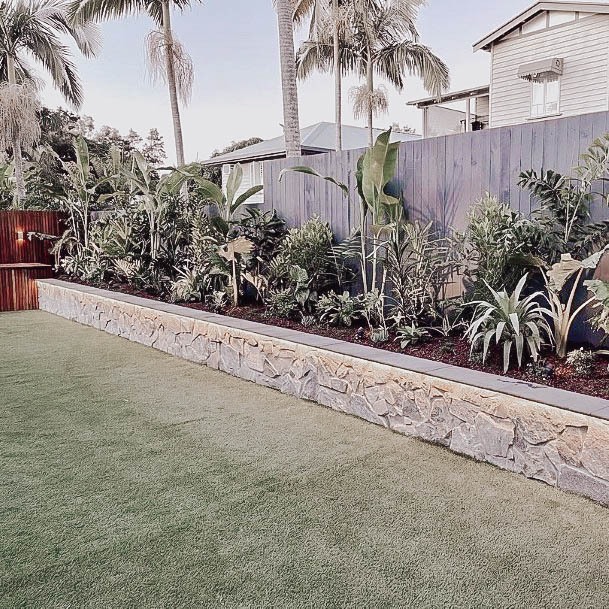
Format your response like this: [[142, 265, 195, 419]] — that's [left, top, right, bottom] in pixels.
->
[[41, 0, 535, 162]]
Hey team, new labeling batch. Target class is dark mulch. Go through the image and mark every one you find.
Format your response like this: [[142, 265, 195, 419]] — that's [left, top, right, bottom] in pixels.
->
[[62, 278, 609, 401]]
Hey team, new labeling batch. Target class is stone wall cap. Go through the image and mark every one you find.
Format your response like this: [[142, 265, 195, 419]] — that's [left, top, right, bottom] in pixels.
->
[[38, 279, 609, 422]]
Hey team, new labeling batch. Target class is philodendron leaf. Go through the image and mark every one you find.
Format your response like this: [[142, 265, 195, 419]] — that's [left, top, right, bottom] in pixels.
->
[[217, 236, 254, 261], [278, 166, 349, 196], [547, 245, 609, 293]]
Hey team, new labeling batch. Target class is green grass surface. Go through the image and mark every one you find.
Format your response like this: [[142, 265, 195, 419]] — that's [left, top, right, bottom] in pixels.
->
[[2, 310, 609, 608]]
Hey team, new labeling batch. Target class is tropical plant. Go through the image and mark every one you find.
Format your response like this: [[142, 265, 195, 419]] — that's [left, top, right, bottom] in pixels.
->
[[274, 0, 301, 157], [457, 194, 540, 300], [121, 151, 182, 261], [543, 247, 609, 357], [206, 289, 228, 313], [170, 162, 263, 224], [395, 323, 429, 348], [170, 266, 206, 302], [566, 348, 595, 377], [266, 288, 299, 319], [271, 216, 335, 292], [297, 0, 449, 146], [584, 278, 609, 338], [386, 220, 457, 324], [70, 0, 198, 166], [280, 128, 401, 294], [464, 274, 554, 372], [316, 290, 361, 326], [0, 0, 100, 205], [518, 134, 609, 262]]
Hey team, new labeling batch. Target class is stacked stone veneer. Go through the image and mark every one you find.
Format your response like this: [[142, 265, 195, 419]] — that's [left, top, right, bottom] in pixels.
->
[[38, 280, 609, 505]]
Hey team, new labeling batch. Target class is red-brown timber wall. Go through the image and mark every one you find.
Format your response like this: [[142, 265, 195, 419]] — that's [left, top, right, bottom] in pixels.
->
[[0, 211, 63, 312]]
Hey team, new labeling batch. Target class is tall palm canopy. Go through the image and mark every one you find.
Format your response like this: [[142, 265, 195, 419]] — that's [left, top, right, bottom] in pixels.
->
[[69, 0, 198, 166], [296, 0, 449, 146], [0, 0, 100, 106], [0, 0, 100, 206]]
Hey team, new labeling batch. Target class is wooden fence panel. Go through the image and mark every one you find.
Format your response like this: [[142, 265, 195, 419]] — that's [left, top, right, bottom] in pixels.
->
[[263, 110, 609, 237], [0, 211, 62, 312]]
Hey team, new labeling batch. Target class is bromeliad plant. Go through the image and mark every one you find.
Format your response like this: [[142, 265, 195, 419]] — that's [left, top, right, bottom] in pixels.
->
[[465, 274, 554, 372]]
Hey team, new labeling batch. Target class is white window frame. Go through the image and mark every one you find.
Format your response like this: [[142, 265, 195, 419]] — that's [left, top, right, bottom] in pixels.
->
[[530, 75, 561, 119]]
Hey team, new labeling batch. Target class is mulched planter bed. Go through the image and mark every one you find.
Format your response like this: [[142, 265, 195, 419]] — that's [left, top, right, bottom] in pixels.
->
[[63, 277, 609, 401]]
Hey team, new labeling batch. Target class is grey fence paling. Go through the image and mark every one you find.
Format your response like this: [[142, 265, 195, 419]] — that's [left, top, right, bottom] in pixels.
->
[[262, 110, 609, 240]]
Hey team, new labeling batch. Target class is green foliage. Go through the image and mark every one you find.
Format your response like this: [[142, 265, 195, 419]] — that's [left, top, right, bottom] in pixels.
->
[[395, 324, 430, 349], [386, 220, 457, 324], [584, 279, 609, 338], [316, 291, 361, 327], [458, 194, 540, 299], [266, 289, 299, 319], [464, 275, 554, 372], [566, 348, 595, 377], [272, 216, 335, 293]]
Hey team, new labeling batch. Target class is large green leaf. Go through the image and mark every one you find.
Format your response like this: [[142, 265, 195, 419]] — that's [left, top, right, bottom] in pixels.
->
[[278, 166, 349, 196], [225, 164, 243, 209], [232, 185, 263, 212]]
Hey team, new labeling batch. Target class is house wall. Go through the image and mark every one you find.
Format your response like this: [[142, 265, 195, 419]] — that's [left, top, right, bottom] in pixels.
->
[[221, 161, 264, 207], [490, 13, 609, 128]]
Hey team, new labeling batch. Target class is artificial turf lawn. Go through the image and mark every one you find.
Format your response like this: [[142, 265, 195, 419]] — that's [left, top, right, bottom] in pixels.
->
[[2, 311, 609, 608]]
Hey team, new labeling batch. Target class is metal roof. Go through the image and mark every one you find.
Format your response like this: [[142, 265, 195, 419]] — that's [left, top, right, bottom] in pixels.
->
[[407, 85, 490, 108], [473, 1, 609, 52], [203, 122, 420, 165]]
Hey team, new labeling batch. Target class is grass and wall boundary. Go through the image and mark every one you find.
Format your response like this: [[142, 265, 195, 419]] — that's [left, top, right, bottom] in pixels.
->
[[38, 279, 609, 506]]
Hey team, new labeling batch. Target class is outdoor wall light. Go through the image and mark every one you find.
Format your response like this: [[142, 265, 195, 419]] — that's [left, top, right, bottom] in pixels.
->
[[16, 229, 24, 241]]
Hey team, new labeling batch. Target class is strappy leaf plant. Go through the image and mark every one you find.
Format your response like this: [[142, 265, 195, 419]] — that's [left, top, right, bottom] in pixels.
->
[[465, 274, 554, 372]]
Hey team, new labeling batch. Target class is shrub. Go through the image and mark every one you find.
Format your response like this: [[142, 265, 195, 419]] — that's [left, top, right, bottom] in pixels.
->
[[464, 274, 554, 372], [316, 291, 361, 327], [266, 289, 299, 319], [566, 348, 595, 376], [395, 324, 430, 349], [272, 216, 334, 291], [458, 194, 538, 300]]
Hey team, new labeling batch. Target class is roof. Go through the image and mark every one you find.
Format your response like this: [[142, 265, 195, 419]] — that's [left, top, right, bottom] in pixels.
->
[[473, 1, 609, 51], [408, 85, 490, 108], [203, 122, 420, 165]]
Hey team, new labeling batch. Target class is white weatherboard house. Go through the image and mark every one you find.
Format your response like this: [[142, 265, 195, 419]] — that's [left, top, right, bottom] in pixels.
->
[[410, 1, 609, 136], [203, 122, 420, 206]]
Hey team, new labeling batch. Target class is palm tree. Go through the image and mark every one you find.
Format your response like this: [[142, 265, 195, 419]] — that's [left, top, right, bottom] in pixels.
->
[[70, 0, 196, 167], [275, 0, 301, 157], [298, 0, 449, 147], [0, 0, 99, 206], [295, 0, 347, 151]]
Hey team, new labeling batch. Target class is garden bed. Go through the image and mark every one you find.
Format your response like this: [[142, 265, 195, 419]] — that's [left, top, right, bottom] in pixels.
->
[[64, 277, 609, 401]]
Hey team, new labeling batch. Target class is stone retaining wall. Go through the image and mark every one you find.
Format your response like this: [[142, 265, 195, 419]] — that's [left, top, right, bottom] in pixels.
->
[[38, 280, 609, 506]]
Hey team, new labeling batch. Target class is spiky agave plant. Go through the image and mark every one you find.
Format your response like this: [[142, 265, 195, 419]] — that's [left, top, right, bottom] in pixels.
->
[[465, 274, 554, 373]]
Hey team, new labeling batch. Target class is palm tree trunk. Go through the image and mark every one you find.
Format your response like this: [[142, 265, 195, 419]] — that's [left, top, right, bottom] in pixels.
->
[[276, 0, 301, 158], [333, 0, 342, 151], [366, 53, 374, 148], [6, 55, 26, 207], [161, 1, 186, 167]]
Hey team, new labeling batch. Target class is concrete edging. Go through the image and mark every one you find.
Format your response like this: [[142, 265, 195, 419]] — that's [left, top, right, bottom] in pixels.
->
[[37, 279, 609, 505]]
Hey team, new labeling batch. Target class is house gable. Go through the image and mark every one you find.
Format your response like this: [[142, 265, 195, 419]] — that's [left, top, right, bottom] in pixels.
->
[[481, 7, 609, 128], [474, 2, 609, 51]]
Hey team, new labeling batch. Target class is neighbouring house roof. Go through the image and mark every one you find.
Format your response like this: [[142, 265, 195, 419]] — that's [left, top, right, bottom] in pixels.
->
[[203, 122, 420, 165], [473, 1, 609, 51], [407, 85, 490, 108]]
